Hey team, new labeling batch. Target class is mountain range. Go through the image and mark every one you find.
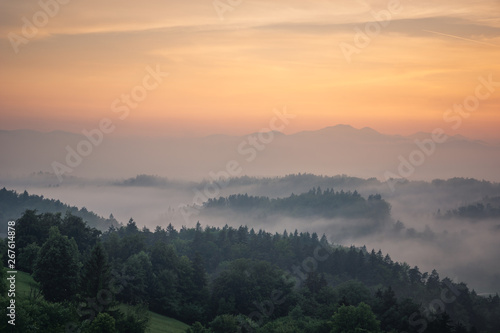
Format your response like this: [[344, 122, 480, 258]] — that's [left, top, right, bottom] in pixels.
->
[[1, 125, 499, 182]]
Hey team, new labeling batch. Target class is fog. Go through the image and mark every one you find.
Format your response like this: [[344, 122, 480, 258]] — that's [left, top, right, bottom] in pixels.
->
[[2, 125, 499, 295], [3, 173, 499, 295]]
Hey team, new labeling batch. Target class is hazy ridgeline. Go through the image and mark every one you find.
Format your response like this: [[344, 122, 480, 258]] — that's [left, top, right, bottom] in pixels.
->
[[2, 126, 500, 182], [2, 173, 500, 295]]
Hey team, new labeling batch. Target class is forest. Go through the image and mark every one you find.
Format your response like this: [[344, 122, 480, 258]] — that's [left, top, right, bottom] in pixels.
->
[[203, 188, 391, 221], [1, 194, 500, 332], [438, 196, 500, 220], [0, 187, 119, 232]]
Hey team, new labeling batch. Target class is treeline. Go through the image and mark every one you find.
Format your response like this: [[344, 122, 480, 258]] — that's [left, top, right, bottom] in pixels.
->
[[0, 188, 119, 233], [2, 210, 500, 332], [113, 174, 175, 187], [197, 173, 379, 189], [204, 188, 391, 220], [203, 174, 500, 195], [115, 173, 500, 196], [439, 196, 500, 220], [0, 210, 147, 332]]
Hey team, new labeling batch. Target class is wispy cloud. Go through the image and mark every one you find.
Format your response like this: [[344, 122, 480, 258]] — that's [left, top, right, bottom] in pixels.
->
[[1, 0, 499, 140], [422, 29, 500, 47]]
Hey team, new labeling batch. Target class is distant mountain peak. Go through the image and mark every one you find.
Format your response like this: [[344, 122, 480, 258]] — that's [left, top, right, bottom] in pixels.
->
[[323, 124, 355, 130], [360, 126, 379, 133], [244, 130, 285, 137]]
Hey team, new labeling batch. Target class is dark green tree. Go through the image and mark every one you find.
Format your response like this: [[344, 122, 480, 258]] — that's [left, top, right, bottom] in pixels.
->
[[86, 312, 117, 333], [426, 312, 453, 333], [209, 314, 239, 332], [186, 321, 209, 333], [331, 302, 381, 333], [192, 252, 208, 291], [33, 226, 80, 302], [304, 271, 327, 294], [112, 305, 149, 333], [334, 280, 372, 306], [16, 210, 62, 249], [17, 242, 40, 273], [150, 242, 178, 272], [211, 258, 294, 318], [60, 212, 100, 254], [125, 218, 139, 234], [15, 298, 77, 332], [81, 242, 111, 301], [121, 251, 154, 304], [190, 252, 210, 315]]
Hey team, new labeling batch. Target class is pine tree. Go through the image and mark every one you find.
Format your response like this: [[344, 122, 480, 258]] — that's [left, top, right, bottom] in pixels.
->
[[191, 252, 208, 291], [81, 242, 111, 301], [33, 227, 80, 302]]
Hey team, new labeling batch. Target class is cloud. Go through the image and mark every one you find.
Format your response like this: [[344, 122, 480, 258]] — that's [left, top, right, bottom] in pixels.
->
[[255, 16, 500, 40], [1, 0, 500, 140]]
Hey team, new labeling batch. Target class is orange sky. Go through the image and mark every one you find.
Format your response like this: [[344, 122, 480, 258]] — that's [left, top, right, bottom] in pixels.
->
[[1, 0, 500, 141]]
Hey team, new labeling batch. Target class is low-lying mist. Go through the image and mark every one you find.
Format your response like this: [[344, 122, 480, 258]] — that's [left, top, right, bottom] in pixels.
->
[[2, 173, 499, 294]]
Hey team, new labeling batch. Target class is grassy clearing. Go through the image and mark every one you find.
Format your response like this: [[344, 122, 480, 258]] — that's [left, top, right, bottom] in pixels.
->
[[147, 311, 190, 333], [13, 270, 41, 300], [117, 303, 190, 333], [9, 270, 189, 332]]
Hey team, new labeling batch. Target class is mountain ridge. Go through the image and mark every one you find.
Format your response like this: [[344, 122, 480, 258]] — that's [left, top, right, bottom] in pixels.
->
[[1, 125, 499, 181], [0, 124, 491, 145]]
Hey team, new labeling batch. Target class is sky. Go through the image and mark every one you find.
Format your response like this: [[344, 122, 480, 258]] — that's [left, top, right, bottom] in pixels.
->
[[1, 0, 500, 141]]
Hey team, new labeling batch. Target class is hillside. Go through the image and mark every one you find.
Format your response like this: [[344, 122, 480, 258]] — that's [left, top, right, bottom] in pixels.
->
[[204, 188, 391, 220], [2, 207, 500, 332], [1, 270, 189, 332], [0, 187, 120, 235]]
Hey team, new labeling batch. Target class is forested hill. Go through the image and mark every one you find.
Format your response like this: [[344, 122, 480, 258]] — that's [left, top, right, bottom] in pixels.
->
[[0, 187, 119, 233], [2, 209, 499, 332], [438, 196, 500, 220], [204, 188, 391, 220]]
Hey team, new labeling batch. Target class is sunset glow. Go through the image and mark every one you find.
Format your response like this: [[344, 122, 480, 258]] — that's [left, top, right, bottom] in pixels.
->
[[1, 0, 499, 140]]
